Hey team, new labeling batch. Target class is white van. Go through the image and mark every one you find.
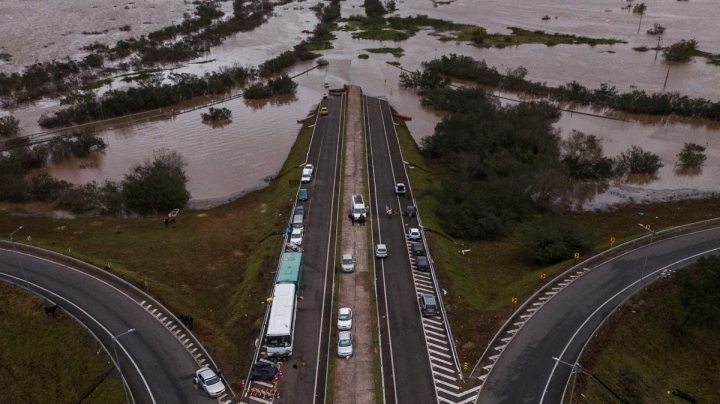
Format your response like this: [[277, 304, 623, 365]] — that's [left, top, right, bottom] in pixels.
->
[[292, 214, 304, 229], [350, 194, 366, 220]]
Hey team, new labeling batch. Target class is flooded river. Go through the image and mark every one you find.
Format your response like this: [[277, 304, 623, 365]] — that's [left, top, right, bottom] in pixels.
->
[[6, 0, 720, 208]]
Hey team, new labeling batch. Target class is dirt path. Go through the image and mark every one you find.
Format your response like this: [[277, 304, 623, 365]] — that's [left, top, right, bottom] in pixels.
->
[[333, 85, 376, 403]]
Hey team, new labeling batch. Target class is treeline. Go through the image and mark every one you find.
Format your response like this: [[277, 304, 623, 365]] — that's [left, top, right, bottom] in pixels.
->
[[407, 54, 720, 121], [38, 66, 254, 128], [0, 138, 189, 215], [243, 75, 298, 99]]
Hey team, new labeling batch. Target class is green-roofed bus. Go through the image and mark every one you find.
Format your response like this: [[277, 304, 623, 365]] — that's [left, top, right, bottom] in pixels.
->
[[276, 252, 304, 289]]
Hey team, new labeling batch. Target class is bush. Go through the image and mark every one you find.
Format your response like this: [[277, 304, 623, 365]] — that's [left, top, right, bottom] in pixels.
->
[[121, 149, 190, 214], [30, 173, 71, 201], [0, 115, 20, 137], [614, 146, 663, 175], [663, 39, 699, 62], [57, 183, 101, 213], [520, 216, 592, 264], [201, 107, 232, 122], [561, 131, 614, 179], [677, 143, 706, 168]]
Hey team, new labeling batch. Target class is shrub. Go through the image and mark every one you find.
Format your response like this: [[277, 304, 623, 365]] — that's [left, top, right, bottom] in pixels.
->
[[560, 131, 614, 179], [646, 23, 666, 36], [121, 149, 190, 214], [614, 146, 663, 175], [677, 143, 707, 168], [57, 183, 101, 213], [663, 39, 699, 62], [520, 216, 592, 264], [30, 173, 71, 201], [201, 107, 232, 122], [0, 115, 20, 137]]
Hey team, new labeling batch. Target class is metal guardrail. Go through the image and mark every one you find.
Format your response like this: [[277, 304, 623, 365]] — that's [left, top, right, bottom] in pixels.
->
[[0, 239, 233, 399], [468, 215, 720, 385]]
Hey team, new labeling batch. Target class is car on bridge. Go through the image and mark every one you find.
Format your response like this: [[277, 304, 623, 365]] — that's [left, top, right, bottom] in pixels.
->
[[290, 228, 304, 245], [298, 188, 309, 201], [408, 228, 421, 241], [194, 367, 226, 398], [395, 183, 406, 195], [375, 243, 388, 258], [418, 294, 438, 317], [341, 254, 355, 273], [338, 307, 353, 330]]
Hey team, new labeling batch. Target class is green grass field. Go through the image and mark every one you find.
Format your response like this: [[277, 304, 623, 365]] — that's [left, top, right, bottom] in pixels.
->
[[0, 119, 315, 389], [394, 122, 720, 366], [0, 283, 124, 403], [575, 259, 720, 403]]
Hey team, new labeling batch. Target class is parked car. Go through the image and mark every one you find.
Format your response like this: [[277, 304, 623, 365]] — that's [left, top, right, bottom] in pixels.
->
[[337, 331, 353, 358], [194, 367, 226, 398], [301, 168, 312, 183], [290, 228, 304, 245], [418, 294, 438, 317], [341, 254, 355, 273], [415, 256, 430, 272], [320, 106, 328, 115], [298, 188, 309, 201], [338, 307, 353, 330], [395, 183, 406, 195], [304, 163, 314, 174], [410, 242, 425, 256], [408, 228, 421, 241], [294, 205, 305, 216], [249, 362, 279, 382], [375, 243, 388, 258], [405, 205, 417, 218]]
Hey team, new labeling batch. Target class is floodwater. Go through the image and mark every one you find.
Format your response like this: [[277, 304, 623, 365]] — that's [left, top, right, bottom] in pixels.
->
[[0, 0, 193, 72], [7, 0, 720, 208]]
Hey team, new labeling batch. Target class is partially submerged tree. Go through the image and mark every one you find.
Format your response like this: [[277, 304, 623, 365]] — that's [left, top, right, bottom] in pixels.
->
[[614, 145, 663, 175], [633, 2, 647, 34], [560, 131, 614, 180], [0, 115, 19, 137], [663, 39, 699, 62], [646, 23, 666, 36], [676, 143, 707, 168]]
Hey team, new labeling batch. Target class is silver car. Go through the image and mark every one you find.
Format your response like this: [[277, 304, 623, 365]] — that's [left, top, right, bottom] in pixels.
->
[[341, 254, 355, 272], [194, 367, 226, 398], [337, 331, 353, 358], [375, 243, 388, 258], [338, 307, 353, 330]]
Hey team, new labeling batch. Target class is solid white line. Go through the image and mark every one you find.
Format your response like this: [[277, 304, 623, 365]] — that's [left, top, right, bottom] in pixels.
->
[[0, 272, 156, 403], [539, 246, 720, 404]]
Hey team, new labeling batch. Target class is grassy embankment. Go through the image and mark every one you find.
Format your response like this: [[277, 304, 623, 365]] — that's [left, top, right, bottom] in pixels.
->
[[342, 15, 624, 47], [364, 47, 404, 57], [0, 119, 316, 389], [575, 258, 720, 403], [394, 121, 720, 367], [0, 282, 124, 403]]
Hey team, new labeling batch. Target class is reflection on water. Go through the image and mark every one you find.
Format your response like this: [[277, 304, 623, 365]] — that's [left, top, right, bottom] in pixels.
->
[[244, 94, 299, 110], [674, 166, 702, 177]]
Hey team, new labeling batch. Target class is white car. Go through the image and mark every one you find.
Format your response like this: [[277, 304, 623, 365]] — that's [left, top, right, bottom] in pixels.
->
[[304, 163, 314, 174], [341, 254, 355, 273], [375, 243, 388, 258], [290, 228, 304, 245], [338, 307, 352, 330], [408, 227, 421, 241], [301, 168, 312, 183], [337, 331, 353, 358], [194, 367, 226, 398]]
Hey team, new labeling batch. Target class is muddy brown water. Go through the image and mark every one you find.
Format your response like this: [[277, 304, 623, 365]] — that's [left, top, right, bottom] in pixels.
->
[[5, 0, 720, 208]]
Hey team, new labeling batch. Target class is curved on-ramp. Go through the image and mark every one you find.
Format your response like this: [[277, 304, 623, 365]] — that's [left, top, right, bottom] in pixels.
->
[[477, 225, 720, 403], [0, 243, 224, 404]]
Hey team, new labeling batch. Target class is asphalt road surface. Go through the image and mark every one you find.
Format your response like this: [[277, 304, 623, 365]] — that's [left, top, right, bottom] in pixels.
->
[[366, 95, 473, 404], [273, 92, 344, 403], [0, 247, 218, 404], [478, 226, 720, 403]]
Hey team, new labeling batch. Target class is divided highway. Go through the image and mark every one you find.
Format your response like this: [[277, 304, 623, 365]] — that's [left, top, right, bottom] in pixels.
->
[[477, 226, 720, 403], [0, 247, 219, 404]]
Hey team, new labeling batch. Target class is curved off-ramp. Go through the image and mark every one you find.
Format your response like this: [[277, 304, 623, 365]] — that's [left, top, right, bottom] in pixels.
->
[[0, 243, 226, 404], [476, 225, 720, 403]]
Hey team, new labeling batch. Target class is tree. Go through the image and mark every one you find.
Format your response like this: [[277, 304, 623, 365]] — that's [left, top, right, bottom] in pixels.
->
[[0, 115, 20, 137], [614, 145, 663, 175], [632, 2, 647, 34], [561, 131, 614, 180], [646, 23, 665, 36], [121, 149, 190, 214], [520, 216, 592, 264], [663, 39, 699, 62], [676, 142, 706, 168]]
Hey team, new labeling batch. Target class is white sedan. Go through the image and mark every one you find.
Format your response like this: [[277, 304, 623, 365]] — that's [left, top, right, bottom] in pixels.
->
[[337, 331, 353, 358], [290, 228, 304, 245], [408, 227, 421, 241], [338, 307, 353, 330], [194, 367, 226, 398]]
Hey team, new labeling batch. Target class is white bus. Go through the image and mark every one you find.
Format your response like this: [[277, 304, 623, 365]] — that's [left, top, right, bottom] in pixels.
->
[[351, 194, 366, 220], [265, 283, 297, 358]]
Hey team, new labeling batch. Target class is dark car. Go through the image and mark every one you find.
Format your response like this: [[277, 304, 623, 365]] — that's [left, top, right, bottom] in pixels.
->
[[249, 362, 279, 382], [419, 294, 438, 317], [415, 256, 430, 272], [405, 205, 417, 218], [410, 242, 425, 256], [298, 188, 309, 201]]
